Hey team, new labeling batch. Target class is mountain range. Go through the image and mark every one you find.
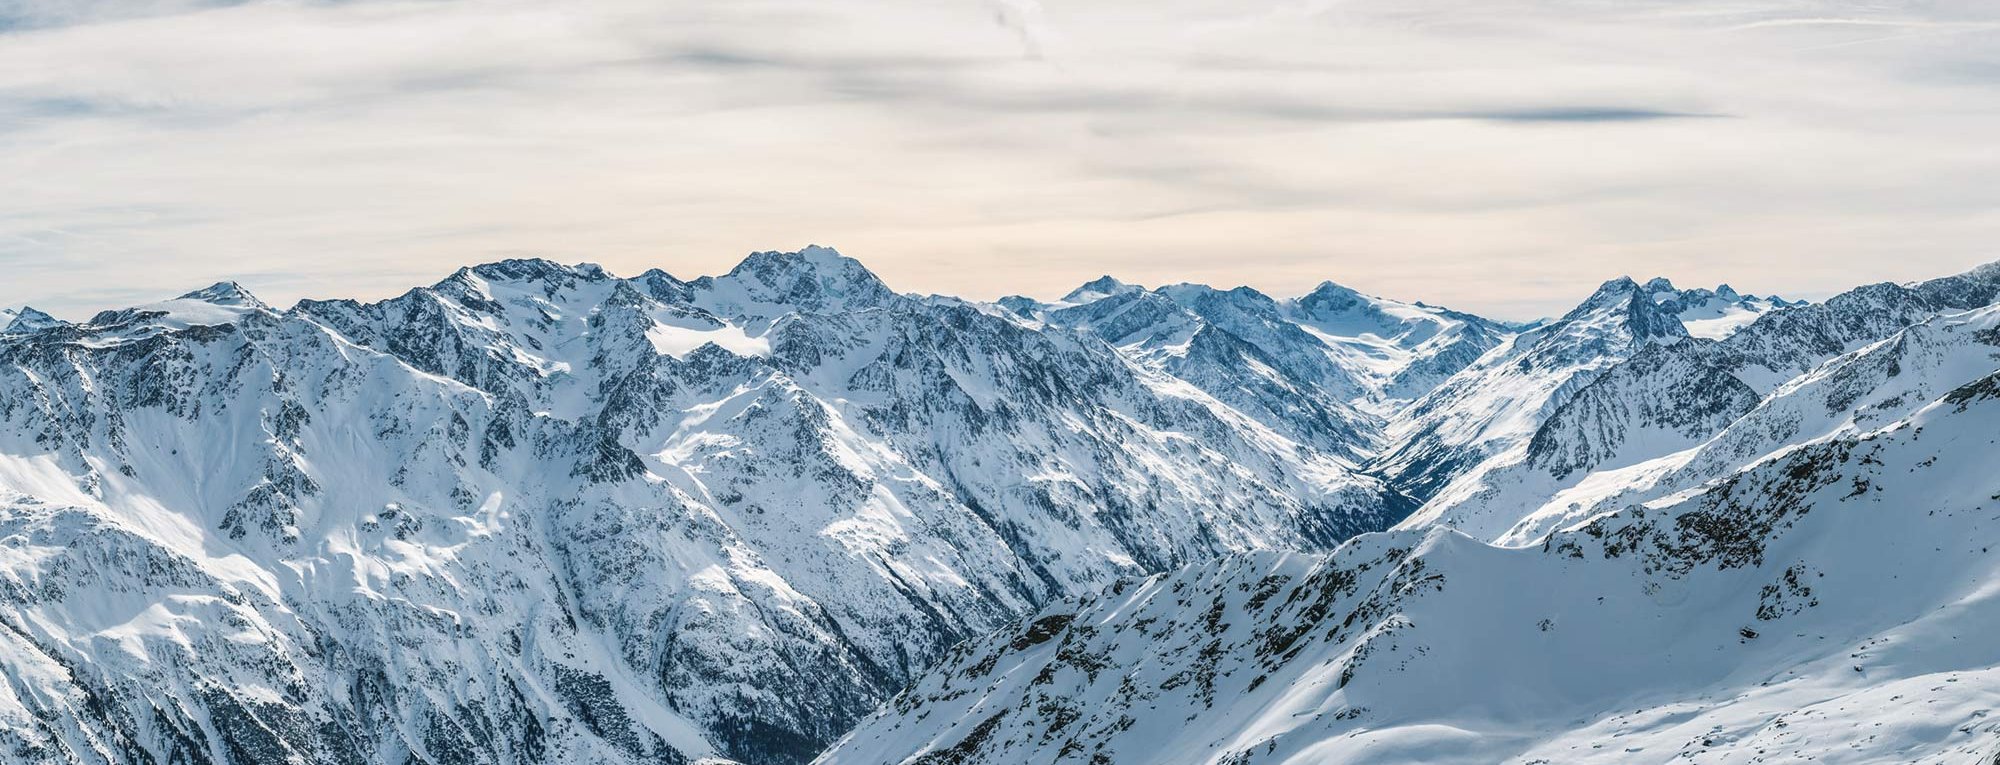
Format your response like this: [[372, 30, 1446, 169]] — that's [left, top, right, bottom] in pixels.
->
[[0, 247, 1995, 765]]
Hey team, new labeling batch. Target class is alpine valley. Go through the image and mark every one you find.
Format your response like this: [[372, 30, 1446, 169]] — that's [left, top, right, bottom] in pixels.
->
[[2, 248, 1997, 765]]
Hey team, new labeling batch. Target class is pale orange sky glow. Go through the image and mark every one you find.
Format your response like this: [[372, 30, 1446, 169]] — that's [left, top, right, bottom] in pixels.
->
[[1, 0, 1997, 319]]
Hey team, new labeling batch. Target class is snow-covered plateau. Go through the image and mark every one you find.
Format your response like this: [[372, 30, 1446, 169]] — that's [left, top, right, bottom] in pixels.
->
[[1, 248, 1997, 765]]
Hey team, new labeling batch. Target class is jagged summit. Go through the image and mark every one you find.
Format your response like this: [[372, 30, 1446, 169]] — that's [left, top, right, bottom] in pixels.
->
[[696, 245, 896, 315], [631, 267, 692, 301], [1550, 274, 1796, 344], [1570, 275, 1641, 307], [719, 244, 874, 280], [1156, 281, 1274, 304], [1549, 275, 1687, 340], [463, 258, 612, 284]]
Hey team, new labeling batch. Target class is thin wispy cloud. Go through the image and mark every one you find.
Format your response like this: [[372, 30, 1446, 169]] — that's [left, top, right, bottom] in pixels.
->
[[0, 0, 1995, 319]]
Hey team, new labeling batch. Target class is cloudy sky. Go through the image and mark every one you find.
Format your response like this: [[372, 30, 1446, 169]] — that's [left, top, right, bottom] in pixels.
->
[[0, 0, 1996, 319]]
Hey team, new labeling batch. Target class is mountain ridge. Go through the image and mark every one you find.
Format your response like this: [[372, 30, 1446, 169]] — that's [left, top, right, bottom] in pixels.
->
[[0, 247, 1414, 765], [1, 247, 1992, 765], [821, 351, 2000, 764]]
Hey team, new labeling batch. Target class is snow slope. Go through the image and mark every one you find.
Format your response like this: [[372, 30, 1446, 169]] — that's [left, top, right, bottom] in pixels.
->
[[1371, 276, 1716, 506], [821, 366, 2000, 765], [1006, 277, 1512, 459], [1495, 299, 2000, 545], [1402, 265, 2000, 541], [0, 249, 1404, 765], [1, 250, 1991, 765]]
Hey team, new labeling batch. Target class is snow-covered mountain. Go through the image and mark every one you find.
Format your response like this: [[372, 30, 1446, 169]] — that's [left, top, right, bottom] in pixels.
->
[[1370, 276, 1780, 506], [1283, 281, 1518, 407], [1487, 297, 2000, 546], [1404, 264, 2000, 540], [1, 308, 63, 336], [1003, 277, 1513, 458], [1662, 282, 1799, 340], [4, 249, 1997, 765], [820, 357, 2000, 764], [0, 248, 1412, 765]]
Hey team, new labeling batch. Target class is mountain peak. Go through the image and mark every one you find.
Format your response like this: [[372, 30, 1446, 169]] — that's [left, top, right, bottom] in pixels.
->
[[178, 280, 266, 308], [703, 245, 896, 314], [1558, 275, 1686, 340], [2, 306, 62, 334], [727, 244, 861, 274], [996, 294, 1042, 317], [1060, 275, 1141, 304], [1565, 276, 1641, 313], [631, 267, 693, 303], [464, 258, 610, 284], [1596, 275, 1639, 292], [1297, 280, 1368, 313]]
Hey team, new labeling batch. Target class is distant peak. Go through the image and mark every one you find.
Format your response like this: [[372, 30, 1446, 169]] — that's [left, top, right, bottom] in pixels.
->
[[465, 258, 610, 283], [1060, 275, 1141, 303], [1298, 280, 1367, 308], [631, 268, 692, 303], [178, 281, 266, 308], [1571, 276, 1641, 310], [1154, 283, 1284, 319], [728, 244, 859, 274], [2, 306, 63, 334], [1714, 283, 1739, 299], [1561, 275, 1687, 339], [706, 245, 896, 313], [996, 295, 1042, 317]]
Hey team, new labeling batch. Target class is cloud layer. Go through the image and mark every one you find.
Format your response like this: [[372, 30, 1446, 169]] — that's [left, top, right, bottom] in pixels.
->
[[1, 0, 1996, 318]]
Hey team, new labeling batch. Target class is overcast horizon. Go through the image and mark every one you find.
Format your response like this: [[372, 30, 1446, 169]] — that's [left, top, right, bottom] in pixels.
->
[[3, 0, 1997, 320]]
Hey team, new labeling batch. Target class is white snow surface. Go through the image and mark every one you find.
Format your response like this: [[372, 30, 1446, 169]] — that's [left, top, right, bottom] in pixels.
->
[[1398, 266, 2000, 544], [6, 250, 2000, 765], [822, 372, 2000, 764], [0, 248, 1407, 765]]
